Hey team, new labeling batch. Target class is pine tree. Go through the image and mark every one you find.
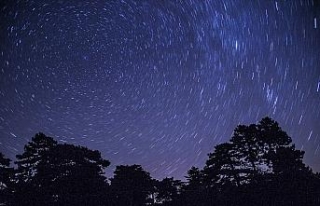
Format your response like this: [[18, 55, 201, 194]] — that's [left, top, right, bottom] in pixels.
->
[[15, 133, 57, 183], [110, 165, 153, 206], [0, 152, 14, 205]]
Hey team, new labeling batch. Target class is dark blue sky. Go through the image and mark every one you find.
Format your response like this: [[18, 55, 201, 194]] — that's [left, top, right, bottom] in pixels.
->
[[0, 0, 319, 180]]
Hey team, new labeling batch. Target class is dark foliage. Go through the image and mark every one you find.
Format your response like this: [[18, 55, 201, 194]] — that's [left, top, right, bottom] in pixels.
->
[[0, 152, 14, 205], [154, 177, 182, 205], [1, 117, 319, 205], [12, 133, 110, 206], [184, 117, 320, 206], [110, 164, 154, 206]]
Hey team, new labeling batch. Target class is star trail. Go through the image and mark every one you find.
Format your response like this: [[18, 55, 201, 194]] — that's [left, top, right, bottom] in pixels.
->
[[0, 0, 319, 180]]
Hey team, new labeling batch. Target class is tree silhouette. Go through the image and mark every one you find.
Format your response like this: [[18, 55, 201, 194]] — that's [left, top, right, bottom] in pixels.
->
[[13, 133, 110, 206], [15, 133, 57, 183], [0, 152, 14, 205], [230, 124, 261, 182], [155, 177, 181, 205], [14, 133, 58, 205], [204, 142, 242, 187], [256, 117, 293, 171], [37, 144, 110, 205], [198, 117, 320, 205], [110, 164, 153, 206], [1, 117, 320, 206], [180, 167, 209, 206], [185, 166, 202, 189]]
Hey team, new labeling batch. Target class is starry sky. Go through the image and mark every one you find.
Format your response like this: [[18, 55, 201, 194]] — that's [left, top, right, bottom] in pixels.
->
[[0, 0, 319, 180]]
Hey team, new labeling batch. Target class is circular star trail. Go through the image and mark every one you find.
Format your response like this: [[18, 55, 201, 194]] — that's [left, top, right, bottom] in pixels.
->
[[0, 0, 319, 179]]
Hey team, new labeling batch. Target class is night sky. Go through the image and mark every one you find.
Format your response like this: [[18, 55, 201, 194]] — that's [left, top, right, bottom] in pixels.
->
[[0, 0, 319, 180]]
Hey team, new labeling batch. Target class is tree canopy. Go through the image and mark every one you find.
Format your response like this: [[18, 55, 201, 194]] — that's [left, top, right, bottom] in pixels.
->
[[12, 133, 110, 206], [0, 117, 319, 206], [110, 164, 154, 206]]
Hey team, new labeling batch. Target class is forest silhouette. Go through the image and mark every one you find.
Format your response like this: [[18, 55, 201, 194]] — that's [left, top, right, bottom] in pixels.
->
[[1, 117, 319, 206]]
